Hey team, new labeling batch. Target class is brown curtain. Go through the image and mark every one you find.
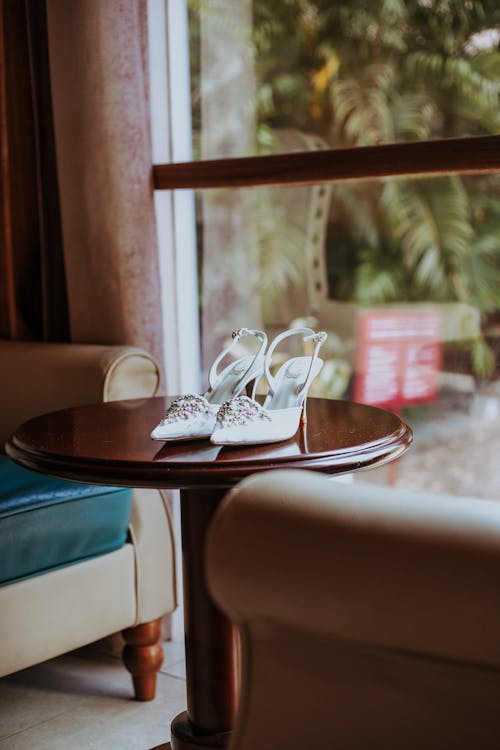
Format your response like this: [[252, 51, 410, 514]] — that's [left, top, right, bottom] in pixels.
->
[[0, 0, 163, 363], [0, 0, 69, 342], [45, 0, 164, 365]]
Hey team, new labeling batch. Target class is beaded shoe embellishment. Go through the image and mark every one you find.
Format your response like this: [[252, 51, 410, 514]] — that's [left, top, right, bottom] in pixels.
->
[[216, 395, 271, 428], [161, 394, 213, 424]]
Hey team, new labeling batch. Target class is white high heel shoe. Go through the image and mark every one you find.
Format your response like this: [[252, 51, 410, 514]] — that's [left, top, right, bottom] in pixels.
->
[[150, 328, 267, 441], [210, 327, 327, 446]]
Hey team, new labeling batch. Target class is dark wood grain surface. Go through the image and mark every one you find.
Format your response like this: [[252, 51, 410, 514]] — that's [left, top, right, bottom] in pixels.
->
[[153, 134, 500, 191], [6, 396, 412, 489]]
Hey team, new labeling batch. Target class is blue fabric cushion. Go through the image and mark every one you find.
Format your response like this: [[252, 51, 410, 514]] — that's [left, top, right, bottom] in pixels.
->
[[0, 456, 132, 585]]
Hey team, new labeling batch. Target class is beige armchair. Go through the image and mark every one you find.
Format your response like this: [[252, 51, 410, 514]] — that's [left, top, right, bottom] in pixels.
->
[[207, 470, 500, 749], [0, 341, 176, 700]]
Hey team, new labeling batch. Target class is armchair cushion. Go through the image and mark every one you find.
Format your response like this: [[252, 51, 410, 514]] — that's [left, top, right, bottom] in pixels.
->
[[0, 455, 132, 585]]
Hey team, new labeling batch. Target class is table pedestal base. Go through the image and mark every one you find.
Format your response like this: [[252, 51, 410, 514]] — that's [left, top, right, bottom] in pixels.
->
[[152, 711, 231, 750], [150, 487, 238, 750], [169, 711, 231, 749], [151, 488, 238, 750]]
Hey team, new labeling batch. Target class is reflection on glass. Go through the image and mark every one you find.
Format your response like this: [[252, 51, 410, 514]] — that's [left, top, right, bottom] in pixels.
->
[[189, 1, 500, 159], [188, 2, 500, 500]]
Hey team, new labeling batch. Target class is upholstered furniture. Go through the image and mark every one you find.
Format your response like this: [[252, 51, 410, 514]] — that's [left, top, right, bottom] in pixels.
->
[[207, 469, 500, 749], [0, 341, 176, 700], [6, 395, 412, 748]]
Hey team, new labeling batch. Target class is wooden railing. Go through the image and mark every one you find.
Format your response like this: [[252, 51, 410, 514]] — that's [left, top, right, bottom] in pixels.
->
[[154, 134, 500, 190]]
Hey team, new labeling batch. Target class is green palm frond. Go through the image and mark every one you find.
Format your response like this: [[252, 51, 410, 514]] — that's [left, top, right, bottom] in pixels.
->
[[447, 99, 500, 133], [257, 188, 310, 294], [382, 176, 474, 300], [468, 178, 500, 219], [405, 51, 445, 79], [470, 51, 500, 81], [471, 336, 496, 378], [330, 63, 396, 145], [191, 0, 500, 379], [335, 1, 407, 55], [464, 177, 500, 311], [444, 56, 500, 105], [405, 51, 500, 131], [330, 182, 381, 247], [354, 258, 403, 303], [391, 92, 437, 140], [465, 234, 500, 312]]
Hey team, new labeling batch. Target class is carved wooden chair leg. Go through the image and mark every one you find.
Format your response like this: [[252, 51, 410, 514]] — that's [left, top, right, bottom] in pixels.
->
[[122, 618, 164, 701]]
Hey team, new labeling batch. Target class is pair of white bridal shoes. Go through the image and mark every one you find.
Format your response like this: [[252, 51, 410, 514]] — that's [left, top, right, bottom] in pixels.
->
[[150, 328, 267, 442], [151, 326, 327, 447], [211, 327, 327, 445]]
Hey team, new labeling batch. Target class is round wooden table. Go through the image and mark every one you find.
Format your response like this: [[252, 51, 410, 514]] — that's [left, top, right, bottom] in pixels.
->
[[6, 396, 412, 750]]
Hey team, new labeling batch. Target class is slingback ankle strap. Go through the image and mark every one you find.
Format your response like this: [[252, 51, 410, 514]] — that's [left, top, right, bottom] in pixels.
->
[[264, 327, 324, 398], [208, 328, 267, 391], [296, 330, 328, 396]]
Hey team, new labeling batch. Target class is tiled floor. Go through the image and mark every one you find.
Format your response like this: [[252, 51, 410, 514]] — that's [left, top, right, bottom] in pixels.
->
[[0, 641, 186, 749]]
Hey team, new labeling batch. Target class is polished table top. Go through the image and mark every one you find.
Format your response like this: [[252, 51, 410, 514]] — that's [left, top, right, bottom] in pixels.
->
[[7, 396, 413, 489]]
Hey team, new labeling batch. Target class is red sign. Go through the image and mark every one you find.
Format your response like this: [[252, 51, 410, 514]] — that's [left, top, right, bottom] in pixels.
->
[[354, 310, 442, 409]]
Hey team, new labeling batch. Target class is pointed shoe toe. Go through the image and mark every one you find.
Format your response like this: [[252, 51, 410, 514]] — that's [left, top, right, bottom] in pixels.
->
[[150, 328, 268, 443]]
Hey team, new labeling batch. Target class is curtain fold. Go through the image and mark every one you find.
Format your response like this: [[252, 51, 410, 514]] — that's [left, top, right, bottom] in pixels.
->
[[46, 0, 164, 366], [0, 0, 69, 342]]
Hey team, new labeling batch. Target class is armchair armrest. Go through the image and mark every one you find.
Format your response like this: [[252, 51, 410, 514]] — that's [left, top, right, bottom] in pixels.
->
[[207, 469, 500, 666], [0, 341, 161, 448]]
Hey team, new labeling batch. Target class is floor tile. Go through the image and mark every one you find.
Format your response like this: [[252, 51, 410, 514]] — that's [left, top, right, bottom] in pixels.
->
[[161, 659, 186, 680], [0, 646, 186, 750], [162, 641, 185, 665]]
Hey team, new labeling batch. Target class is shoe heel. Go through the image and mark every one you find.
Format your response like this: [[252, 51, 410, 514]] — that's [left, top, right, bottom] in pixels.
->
[[300, 398, 308, 426]]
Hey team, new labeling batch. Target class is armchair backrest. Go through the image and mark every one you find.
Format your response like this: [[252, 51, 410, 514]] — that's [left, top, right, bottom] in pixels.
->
[[207, 470, 500, 749], [0, 341, 161, 448]]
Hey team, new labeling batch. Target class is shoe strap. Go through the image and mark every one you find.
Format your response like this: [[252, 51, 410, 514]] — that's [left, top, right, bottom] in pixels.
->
[[264, 327, 327, 398], [208, 328, 267, 390], [296, 330, 328, 396]]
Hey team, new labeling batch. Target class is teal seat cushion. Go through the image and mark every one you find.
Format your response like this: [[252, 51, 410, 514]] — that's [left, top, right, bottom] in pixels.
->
[[0, 456, 132, 585]]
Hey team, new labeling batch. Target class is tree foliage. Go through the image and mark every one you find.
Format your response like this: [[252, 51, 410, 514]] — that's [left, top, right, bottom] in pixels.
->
[[252, 0, 500, 318]]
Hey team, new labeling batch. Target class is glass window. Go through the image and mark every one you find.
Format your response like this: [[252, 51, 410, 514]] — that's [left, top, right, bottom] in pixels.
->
[[189, 0, 500, 161], [156, 1, 500, 500]]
